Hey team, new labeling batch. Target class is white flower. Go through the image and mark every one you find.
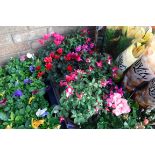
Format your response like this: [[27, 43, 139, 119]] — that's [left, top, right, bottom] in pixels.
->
[[26, 53, 33, 59], [36, 108, 47, 117]]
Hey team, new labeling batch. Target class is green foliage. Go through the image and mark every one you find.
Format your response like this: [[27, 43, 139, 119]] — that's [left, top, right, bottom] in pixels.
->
[[0, 55, 59, 129]]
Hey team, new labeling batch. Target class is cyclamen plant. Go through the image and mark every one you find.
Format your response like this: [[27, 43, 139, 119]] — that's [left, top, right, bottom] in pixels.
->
[[59, 51, 152, 129], [0, 53, 59, 129], [37, 28, 95, 85]]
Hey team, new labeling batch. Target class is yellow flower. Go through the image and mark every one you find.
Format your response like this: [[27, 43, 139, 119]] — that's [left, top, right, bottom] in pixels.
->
[[54, 125, 61, 129], [28, 96, 35, 104], [6, 124, 12, 129], [122, 26, 153, 42], [31, 118, 44, 129]]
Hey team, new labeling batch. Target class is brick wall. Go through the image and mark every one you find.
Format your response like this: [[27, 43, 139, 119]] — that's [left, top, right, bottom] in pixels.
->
[[0, 26, 87, 66]]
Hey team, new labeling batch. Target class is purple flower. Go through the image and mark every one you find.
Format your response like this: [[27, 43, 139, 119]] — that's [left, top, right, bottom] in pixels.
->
[[82, 44, 88, 51], [24, 78, 32, 84], [75, 45, 82, 52], [29, 65, 35, 72], [90, 43, 94, 48], [13, 90, 23, 97]]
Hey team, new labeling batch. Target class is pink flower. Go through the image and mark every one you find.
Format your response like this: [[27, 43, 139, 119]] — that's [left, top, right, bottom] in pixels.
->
[[96, 61, 103, 68], [75, 55, 82, 62], [43, 34, 51, 40], [66, 86, 74, 98], [54, 40, 61, 46], [86, 58, 91, 63], [101, 80, 109, 87], [112, 98, 131, 116], [89, 66, 94, 71], [38, 39, 45, 45], [82, 44, 88, 51], [86, 38, 91, 43], [90, 43, 94, 48], [60, 81, 68, 87], [76, 92, 83, 100], [20, 55, 26, 61], [112, 66, 119, 72], [106, 55, 112, 65], [106, 93, 131, 116], [75, 45, 82, 52], [60, 117, 65, 123]]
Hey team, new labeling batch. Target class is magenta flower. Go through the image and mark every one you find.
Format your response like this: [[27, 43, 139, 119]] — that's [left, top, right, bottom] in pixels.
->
[[90, 43, 94, 48], [96, 61, 103, 68], [101, 80, 109, 87], [75, 45, 82, 52], [43, 34, 51, 40], [82, 44, 88, 51]]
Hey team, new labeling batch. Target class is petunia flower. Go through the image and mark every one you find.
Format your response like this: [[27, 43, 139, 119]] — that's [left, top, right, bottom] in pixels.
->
[[82, 44, 88, 51], [29, 65, 35, 72], [36, 108, 49, 117], [100, 80, 109, 87], [31, 118, 45, 129], [86, 38, 91, 43], [106, 55, 112, 65], [13, 90, 23, 97], [49, 52, 55, 58], [60, 80, 68, 87], [59, 117, 65, 123], [86, 58, 91, 63]]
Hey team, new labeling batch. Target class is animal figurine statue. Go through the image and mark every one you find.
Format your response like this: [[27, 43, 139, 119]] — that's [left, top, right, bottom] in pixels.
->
[[134, 78, 155, 111], [123, 36, 155, 92]]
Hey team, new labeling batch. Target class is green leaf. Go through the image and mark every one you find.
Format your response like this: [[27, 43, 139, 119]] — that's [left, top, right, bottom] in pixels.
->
[[0, 112, 8, 121]]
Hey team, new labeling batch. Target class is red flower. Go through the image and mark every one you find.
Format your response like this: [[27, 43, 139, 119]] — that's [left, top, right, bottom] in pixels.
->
[[57, 48, 63, 55], [67, 65, 73, 72], [36, 66, 41, 71], [49, 52, 55, 58], [75, 55, 82, 62], [37, 72, 45, 78], [65, 75, 72, 83], [43, 34, 51, 40], [54, 55, 60, 59], [44, 57, 52, 63], [45, 63, 52, 71], [86, 37, 91, 43], [64, 54, 71, 61]]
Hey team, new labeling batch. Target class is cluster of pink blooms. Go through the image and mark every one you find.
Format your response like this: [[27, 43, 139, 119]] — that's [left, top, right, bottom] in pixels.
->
[[100, 78, 112, 87], [38, 33, 51, 45], [52, 32, 65, 46], [38, 32, 65, 46], [106, 92, 131, 116]]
